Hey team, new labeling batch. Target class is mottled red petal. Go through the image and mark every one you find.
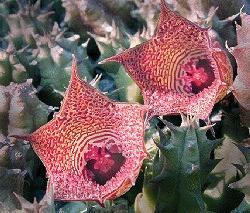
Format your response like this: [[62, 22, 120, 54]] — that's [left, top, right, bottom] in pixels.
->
[[101, 0, 233, 120], [12, 57, 148, 204], [231, 13, 250, 125]]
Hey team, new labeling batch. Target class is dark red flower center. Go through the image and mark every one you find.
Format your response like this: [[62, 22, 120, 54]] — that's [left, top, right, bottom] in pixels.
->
[[179, 58, 215, 94], [84, 144, 125, 185]]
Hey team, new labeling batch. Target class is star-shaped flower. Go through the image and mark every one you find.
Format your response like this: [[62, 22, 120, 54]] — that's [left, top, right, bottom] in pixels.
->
[[101, 0, 233, 120], [11, 57, 148, 204]]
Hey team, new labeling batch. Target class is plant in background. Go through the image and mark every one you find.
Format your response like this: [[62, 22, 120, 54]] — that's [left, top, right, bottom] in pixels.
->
[[0, 80, 50, 210], [230, 144, 250, 212], [0, 0, 249, 212]]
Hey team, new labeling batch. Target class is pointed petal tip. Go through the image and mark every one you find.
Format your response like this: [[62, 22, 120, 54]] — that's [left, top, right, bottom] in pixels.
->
[[9, 134, 31, 141], [70, 54, 86, 84], [71, 55, 78, 78], [99, 54, 124, 65], [160, 0, 173, 13], [160, 0, 167, 9], [98, 58, 113, 65], [71, 54, 76, 61]]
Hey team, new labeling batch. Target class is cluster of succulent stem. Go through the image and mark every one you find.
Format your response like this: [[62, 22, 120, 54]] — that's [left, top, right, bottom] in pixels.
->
[[135, 115, 222, 212]]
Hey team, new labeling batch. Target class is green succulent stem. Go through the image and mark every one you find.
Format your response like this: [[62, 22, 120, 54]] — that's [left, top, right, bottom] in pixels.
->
[[138, 116, 222, 213]]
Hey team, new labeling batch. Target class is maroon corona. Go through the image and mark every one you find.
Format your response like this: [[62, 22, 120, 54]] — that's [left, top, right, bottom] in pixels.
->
[[101, 0, 233, 119]]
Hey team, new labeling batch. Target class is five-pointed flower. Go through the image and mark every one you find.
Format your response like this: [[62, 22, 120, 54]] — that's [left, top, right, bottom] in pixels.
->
[[101, 0, 233, 120], [11, 57, 148, 204]]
